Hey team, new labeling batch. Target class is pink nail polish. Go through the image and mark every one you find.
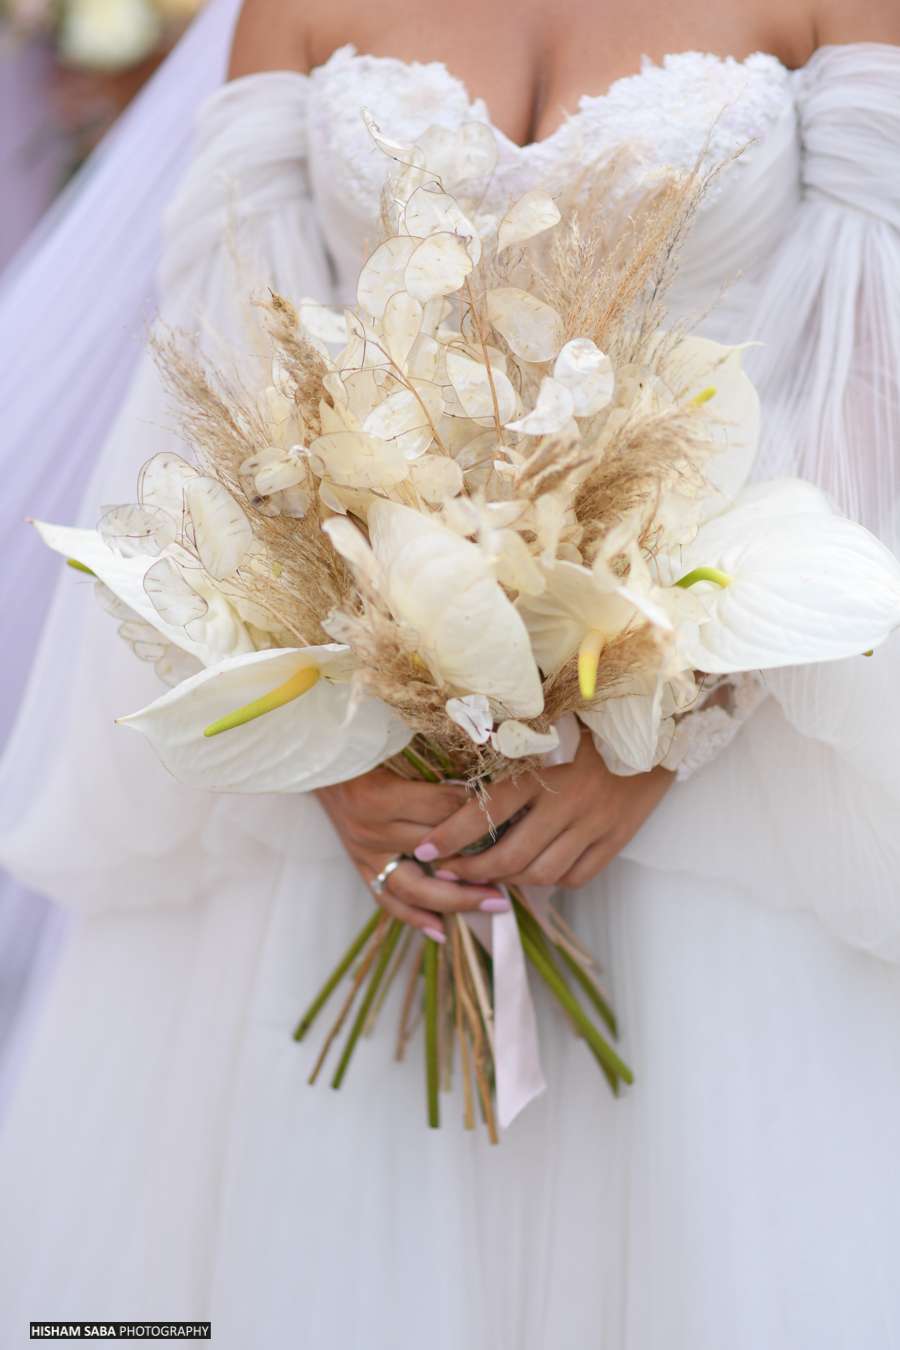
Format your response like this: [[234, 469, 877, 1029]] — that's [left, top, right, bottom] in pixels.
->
[[434, 869, 459, 881], [415, 842, 440, 863], [423, 925, 446, 944], [479, 896, 511, 914]]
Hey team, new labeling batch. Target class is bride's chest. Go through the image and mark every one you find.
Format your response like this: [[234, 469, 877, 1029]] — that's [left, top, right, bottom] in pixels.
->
[[301, 45, 802, 304]]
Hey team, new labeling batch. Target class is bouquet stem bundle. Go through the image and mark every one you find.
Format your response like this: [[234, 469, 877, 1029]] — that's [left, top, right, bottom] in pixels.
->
[[293, 763, 633, 1139], [35, 109, 900, 1145]]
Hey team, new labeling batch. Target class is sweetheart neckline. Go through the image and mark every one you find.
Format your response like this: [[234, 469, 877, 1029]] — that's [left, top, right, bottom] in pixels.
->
[[219, 44, 899, 156], [314, 42, 791, 152]]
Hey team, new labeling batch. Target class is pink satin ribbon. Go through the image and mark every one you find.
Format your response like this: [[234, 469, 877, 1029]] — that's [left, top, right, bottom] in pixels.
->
[[462, 715, 582, 1130]]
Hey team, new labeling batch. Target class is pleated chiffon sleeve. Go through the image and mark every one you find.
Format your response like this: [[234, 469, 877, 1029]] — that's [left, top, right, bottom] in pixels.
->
[[0, 74, 334, 914], [625, 44, 900, 961]]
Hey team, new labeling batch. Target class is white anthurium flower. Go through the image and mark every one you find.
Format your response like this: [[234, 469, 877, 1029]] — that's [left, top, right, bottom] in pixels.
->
[[154, 645, 205, 689], [485, 288, 564, 363], [35, 521, 257, 665], [446, 694, 493, 744], [660, 477, 831, 574], [117, 645, 413, 794], [443, 496, 546, 597], [94, 581, 204, 688], [402, 186, 482, 264], [325, 500, 544, 718], [581, 672, 697, 775], [506, 376, 576, 436], [666, 480, 900, 673], [518, 557, 673, 696], [497, 190, 561, 254], [645, 484, 706, 551], [490, 528, 547, 597], [553, 339, 616, 416], [491, 719, 560, 758], [663, 336, 761, 512]]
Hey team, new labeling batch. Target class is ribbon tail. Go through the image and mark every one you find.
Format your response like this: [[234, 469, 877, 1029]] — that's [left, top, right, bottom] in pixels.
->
[[473, 904, 547, 1130]]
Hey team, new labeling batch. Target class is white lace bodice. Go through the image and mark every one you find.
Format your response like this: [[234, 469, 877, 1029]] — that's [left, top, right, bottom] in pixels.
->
[[168, 44, 804, 312]]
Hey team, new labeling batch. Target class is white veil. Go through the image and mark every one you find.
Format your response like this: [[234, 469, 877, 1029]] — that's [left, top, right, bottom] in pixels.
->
[[1, 0, 244, 724], [0, 0, 244, 1104]]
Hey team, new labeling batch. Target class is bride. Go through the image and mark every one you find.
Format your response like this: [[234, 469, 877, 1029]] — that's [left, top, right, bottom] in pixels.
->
[[2, 0, 900, 1343]]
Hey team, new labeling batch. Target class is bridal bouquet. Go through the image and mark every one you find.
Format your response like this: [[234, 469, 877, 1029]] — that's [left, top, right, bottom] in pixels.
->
[[35, 113, 900, 1137]]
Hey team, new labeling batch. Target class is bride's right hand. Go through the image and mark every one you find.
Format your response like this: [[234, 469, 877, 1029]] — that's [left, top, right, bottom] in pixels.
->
[[315, 771, 510, 943]]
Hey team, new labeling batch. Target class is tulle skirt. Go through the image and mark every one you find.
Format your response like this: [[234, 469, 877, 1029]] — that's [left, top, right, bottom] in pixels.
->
[[3, 744, 900, 1350]]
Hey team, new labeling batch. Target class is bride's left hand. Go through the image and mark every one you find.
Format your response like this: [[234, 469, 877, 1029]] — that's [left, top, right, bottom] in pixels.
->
[[412, 731, 673, 889]]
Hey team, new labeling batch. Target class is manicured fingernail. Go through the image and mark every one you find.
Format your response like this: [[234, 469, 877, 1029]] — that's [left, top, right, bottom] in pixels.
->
[[415, 842, 440, 862], [423, 925, 446, 944], [479, 896, 511, 914], [434, 868, 459, 881]]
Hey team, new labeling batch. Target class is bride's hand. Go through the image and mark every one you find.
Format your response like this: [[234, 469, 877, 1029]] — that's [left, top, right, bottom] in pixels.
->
[[410, 731, 673, 890], [315, 770, 510, 943]]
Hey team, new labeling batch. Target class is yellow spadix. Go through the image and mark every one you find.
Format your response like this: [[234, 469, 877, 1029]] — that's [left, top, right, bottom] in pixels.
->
[[203, 664, 321, 737], [577, 630, 605, 701], [675, 567, 733, 590]]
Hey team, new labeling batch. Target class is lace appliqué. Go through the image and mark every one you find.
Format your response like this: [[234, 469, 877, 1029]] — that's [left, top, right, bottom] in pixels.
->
[[662, 672, 768, 781], [307, 45, 792, 220]]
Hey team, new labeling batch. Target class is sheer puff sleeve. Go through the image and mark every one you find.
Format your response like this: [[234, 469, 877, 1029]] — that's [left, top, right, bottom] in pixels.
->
[[622, 44, 900, 961], [0, 74, 336, 914]]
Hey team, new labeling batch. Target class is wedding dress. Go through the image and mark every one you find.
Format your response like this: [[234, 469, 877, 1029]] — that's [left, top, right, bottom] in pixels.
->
[[2, 32, 900, 1350]]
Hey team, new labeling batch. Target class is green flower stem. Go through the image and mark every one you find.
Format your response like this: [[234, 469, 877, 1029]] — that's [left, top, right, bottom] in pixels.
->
[[401, 745, 442, 783], [554, 945, 619, 1039], [511, 896, 618, 1093], [519, 927, 635, 1087], [424, 937, 440, 1128], [510, 891, 617, 1038], [331, 920, 404, 1090], [422, 738, 455, 775], [293, 909, 381, 1041]]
